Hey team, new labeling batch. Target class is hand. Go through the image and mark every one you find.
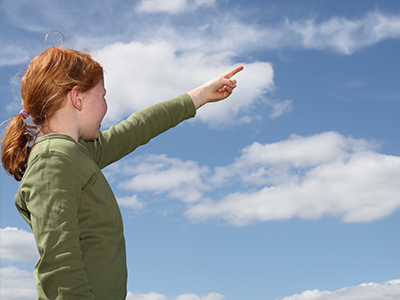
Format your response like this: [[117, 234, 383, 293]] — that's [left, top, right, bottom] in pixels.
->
[[188, 66, 244, 109]]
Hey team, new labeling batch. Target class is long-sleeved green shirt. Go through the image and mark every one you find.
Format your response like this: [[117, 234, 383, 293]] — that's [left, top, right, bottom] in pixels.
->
[[14, 94, 196, 299]]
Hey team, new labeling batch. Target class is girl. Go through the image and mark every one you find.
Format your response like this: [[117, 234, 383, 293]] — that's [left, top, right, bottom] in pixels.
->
[[1, 45, 243, 299]]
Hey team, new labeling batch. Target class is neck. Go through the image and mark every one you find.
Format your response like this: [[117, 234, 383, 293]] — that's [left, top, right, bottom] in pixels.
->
[[41, 99, 80, 142], [41, 124, 80, 142]]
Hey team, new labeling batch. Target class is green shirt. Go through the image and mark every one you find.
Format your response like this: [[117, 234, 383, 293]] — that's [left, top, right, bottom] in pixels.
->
[[15, 94, 196, 299]]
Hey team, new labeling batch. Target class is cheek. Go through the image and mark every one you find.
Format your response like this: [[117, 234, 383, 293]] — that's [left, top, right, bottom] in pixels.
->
[[97, 98, 107, 118], [102, 99, 108, 116]]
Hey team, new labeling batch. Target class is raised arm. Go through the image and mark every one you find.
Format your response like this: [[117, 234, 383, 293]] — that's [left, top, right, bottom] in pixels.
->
[[83, 66, 244, 168], [188, 66, 244, 109]]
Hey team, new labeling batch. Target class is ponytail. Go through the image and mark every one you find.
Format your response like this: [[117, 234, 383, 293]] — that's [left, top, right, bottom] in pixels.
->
[[1, 113, 40, 181]]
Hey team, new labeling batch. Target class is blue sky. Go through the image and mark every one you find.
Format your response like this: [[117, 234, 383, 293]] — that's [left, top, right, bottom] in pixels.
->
[[1, 0, 400, 299]]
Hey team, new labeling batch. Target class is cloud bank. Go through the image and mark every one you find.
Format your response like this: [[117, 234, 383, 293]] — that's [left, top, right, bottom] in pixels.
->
[[108, 131, 400, 225]]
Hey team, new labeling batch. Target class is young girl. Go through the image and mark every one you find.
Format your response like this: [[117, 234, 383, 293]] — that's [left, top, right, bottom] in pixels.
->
[[1, 45, 243, 299]]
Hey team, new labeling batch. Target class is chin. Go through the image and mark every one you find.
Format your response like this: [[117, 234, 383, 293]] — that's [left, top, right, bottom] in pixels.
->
[[92, 132, 100, 140], [82, 132, 100, 141]]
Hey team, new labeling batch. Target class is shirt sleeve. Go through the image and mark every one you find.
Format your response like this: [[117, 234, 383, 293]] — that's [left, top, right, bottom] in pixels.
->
[[19, 151, 95, 299], [81, 93, 196, 169]]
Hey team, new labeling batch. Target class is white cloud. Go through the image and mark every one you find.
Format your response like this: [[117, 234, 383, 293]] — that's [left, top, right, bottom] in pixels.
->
[[279, 279, 400, 300], [108, 132, 400, 225], [114, 154, 210, 203], [117, 195, 144, 210], [135, 0, 216, 14], [0, 267, 37, 300], [186, 132, 400, 225], [94, 39, 276, 127], [0, 227, 39, 262]]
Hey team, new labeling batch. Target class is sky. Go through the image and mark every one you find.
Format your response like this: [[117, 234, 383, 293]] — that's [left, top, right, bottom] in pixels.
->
[[1, 0, 400, 299]]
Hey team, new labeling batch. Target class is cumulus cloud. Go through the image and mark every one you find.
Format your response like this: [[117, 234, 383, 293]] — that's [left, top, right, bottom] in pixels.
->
[[109, 132, 400, 225], [0, 227, 38, 262], [186, 131, 400, 225], [94, 40, 276, 127], [279, 279, 400, 300]]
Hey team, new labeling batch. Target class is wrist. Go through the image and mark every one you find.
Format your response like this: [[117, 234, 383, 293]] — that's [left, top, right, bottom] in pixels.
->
[[187, 87, 205, 109]]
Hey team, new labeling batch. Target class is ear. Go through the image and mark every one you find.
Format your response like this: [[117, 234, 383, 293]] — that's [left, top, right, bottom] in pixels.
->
[[69, 85, 84, 111]]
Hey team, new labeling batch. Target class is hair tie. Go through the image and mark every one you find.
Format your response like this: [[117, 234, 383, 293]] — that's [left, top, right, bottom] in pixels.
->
[[19, 109, 30, 119]]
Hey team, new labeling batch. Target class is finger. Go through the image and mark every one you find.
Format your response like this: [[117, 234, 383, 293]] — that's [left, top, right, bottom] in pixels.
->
[[224, 86, 233, 94], [218, 85, 233, 94], [220, 78, 237, 88], [218, 85, 227, 93], [223, 66, 244, 79]]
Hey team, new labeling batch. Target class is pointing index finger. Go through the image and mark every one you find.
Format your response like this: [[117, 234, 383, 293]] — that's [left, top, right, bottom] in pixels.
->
[[223, 66, 244, 79]]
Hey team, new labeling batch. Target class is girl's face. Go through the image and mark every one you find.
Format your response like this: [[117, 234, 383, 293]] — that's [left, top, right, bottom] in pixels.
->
[[80, 79, 108, 140]]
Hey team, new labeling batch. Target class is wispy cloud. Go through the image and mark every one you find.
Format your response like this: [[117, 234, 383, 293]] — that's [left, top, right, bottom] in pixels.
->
[[2, 1, 400, 67], [108, 131, 400, 225], [280, 279, 400, 300], [284, 11, 400, 54], [178, 10, 400, 55]]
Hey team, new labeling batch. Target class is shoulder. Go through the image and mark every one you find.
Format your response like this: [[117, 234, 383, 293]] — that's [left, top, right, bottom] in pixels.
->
[[26, 134, 88, 180], [30, 134, 82, 163]]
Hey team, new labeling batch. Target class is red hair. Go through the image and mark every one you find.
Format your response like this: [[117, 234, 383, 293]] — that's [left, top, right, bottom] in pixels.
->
[[1, 46, 103, 181]]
